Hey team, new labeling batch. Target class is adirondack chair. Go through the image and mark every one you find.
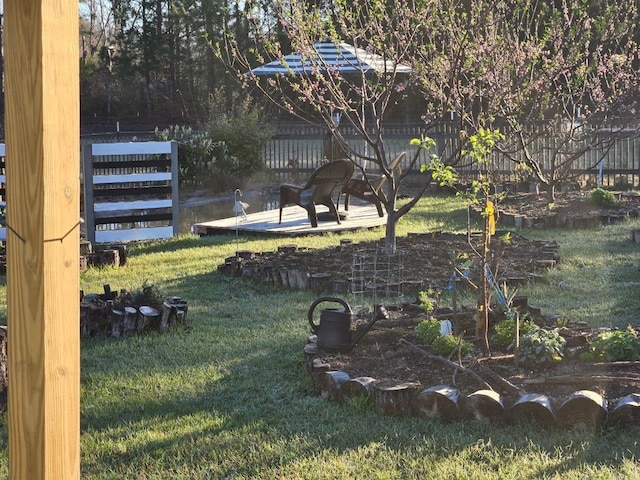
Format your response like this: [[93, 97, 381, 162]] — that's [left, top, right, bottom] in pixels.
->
[[338, 152, 406, 217], [279, 159, 354, 228]]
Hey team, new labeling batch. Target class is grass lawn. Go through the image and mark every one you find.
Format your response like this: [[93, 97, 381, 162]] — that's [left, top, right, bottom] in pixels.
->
[[0, 194, 639, 479]]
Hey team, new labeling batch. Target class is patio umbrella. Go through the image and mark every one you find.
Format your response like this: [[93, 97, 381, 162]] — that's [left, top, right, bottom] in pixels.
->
[[249, 41, 412, 76]]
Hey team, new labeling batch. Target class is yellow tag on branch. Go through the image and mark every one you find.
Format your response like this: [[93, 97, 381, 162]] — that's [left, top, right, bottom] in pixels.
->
[[486, 200, 496, 235]]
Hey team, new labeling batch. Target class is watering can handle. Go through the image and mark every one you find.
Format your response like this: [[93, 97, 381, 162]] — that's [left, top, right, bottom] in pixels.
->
[[308, 296, 352, 334]]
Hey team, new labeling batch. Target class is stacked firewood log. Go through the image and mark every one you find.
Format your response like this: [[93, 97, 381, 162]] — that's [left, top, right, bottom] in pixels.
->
[[80, 285, 188, 338]]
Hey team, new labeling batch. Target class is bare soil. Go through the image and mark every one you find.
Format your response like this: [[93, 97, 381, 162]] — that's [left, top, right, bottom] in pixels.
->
[[497, 190, 640, 220], [317, 312, 640, 405]]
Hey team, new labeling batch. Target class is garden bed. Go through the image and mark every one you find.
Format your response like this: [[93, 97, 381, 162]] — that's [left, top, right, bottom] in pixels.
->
[[303, 308, 640, 430], [219, 231, 560, 295], [225, 191, 640, 429], [493, 190, 640, 228]]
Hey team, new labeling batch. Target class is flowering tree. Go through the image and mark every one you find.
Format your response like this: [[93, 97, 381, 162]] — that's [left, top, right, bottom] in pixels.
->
[[413, 0, 640, 201], [216, 0, 639, 255], [214, 0, 452, 253]]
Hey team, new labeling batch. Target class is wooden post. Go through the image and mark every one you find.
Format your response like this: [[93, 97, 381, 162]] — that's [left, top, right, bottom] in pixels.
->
[[514, 311, 520, 365], [5, 1, 80, 479], [475, 200, 491, 354]]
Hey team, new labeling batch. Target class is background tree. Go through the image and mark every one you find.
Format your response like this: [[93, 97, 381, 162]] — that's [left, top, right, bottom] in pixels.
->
[[78, 0, 255, 124], [74, 0, 638, 207]]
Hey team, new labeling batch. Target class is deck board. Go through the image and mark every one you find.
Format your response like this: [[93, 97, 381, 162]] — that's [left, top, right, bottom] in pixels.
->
[[192, 204, 386, 236]]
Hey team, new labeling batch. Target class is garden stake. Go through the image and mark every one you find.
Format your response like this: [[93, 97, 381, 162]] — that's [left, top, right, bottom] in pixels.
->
[[515, 311, 520, 366], [233, 188, 242, 256]]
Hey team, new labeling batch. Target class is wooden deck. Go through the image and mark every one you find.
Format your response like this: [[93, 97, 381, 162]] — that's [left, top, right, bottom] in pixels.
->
[[191, 204, 387, 237]]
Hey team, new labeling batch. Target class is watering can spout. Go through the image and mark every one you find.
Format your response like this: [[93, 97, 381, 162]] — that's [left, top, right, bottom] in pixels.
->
[[351, 303, 388, 346]]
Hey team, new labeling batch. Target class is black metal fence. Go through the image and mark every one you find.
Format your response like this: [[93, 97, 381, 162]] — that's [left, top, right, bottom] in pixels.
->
[[264, 122, 640, 188]]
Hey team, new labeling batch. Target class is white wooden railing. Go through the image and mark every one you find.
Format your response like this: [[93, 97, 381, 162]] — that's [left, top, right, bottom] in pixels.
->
[[82, 141, 179, 243], [0, 141, 179, 245]]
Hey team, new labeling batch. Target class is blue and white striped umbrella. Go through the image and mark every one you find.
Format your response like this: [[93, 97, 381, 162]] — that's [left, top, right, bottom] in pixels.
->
[[249, 41, 412, 76]]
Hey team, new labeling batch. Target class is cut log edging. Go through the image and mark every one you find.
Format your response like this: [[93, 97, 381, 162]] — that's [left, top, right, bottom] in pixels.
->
[[80, 241, 128, 270], [0, 241, 127, 273], [217, 235, 561, 295], [0, 299, 187, 411], [303, 342, 640, 431], [80, 285, 188, 338]]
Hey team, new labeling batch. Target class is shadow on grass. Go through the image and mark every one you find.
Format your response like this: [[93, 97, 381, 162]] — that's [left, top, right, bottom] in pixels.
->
[[79, 334, 640, 478], [73, 213, 640, 476], [125, 233, 240, 256], [76, 266, 640, 477]]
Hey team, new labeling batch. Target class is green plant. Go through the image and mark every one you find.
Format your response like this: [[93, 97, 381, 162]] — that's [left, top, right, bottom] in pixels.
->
[[155, 125, 227, 186], [431, 334, 472, 357], [206, 89, 273, 177], [589, 187, 619, 208], [415, 314, 472, 357], [582, 326, 640, 362], [415, 316, 441, 345], [516, 325, 566, 366], [418, 289, 436, 314], [513, 161, 533, 185], [416, 135, 458, 189], [345, 394, 373, 413], [493, 282, 518, 320], [129, 281, 164, 307], [493, 317, 535, 349]]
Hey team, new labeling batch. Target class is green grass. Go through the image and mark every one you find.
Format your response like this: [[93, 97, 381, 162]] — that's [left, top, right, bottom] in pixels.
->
[[520, 220, 640, 328], [0, 194, 639, 478]]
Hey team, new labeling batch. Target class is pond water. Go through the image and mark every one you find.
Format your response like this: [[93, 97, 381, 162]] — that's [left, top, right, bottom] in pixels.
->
[[178, 189, 279, 234]]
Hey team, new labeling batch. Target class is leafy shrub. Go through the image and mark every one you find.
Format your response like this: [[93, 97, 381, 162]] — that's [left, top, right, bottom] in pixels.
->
[[589, 188, 619, 208], [205, 89, 273, 178], [431, 334, 472, 357], [415, 317, 441, 345], [130, 281, 164, 307], [582, 326, 640, 362], [493, 317, 535, 349], [202, 167, 243, 194], [416, 316, 472, 357], [516, 325, 566, 366], [155, 125, 227, 186]]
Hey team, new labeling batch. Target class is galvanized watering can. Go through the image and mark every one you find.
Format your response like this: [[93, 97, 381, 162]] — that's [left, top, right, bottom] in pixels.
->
[[308, 297, 380, 353]]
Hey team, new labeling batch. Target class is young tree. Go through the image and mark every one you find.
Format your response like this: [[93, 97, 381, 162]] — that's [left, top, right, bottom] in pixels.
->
[[463, 128, 505, 353], [215, 0, 451, 253]]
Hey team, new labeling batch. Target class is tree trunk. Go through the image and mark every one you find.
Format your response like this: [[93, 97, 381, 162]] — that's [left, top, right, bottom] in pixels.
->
[[382, 184, 399, 254], [546, 182, 557, 203], [384, 209, 398, 254], [383, 193, 399, 255]]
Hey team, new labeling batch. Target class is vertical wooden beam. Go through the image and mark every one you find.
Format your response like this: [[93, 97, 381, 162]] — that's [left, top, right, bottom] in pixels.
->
[[82, 145, 96, 245], [171, 141, 180, 236], [5, 1, 80, 479]]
